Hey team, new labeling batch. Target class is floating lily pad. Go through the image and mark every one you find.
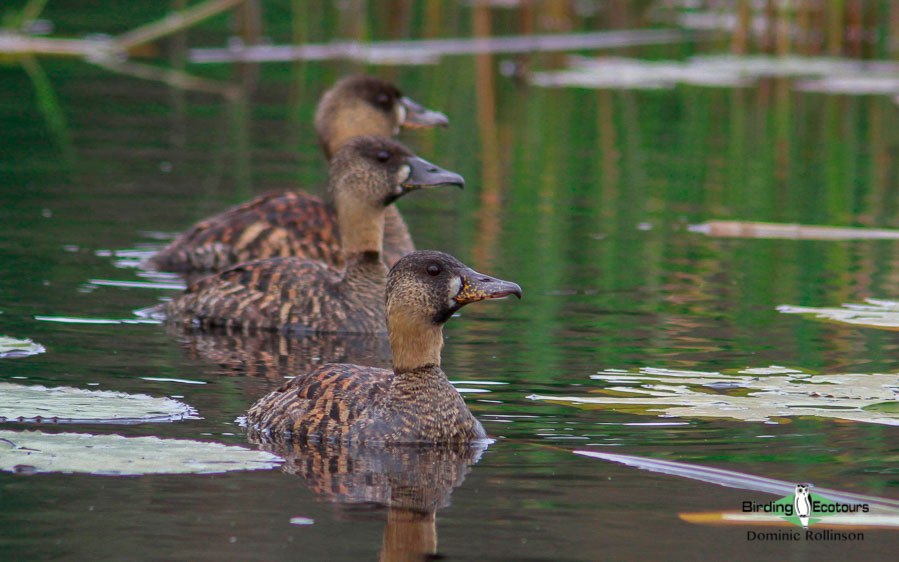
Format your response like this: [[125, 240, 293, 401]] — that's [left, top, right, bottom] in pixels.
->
[[0, 430, 282, 475], [529, 366, 899, 426], [778, 300, 899, 330], [530, 55, 899, 97], [0, 336, 45, 358], [0, 383, 199, 424], [690, 221, 899, 240], [34, 316, 161, 325]]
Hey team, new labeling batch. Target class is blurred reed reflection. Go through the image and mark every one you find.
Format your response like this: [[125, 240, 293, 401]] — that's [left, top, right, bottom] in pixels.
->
[[472, 0, 503, 271], [248, 435, 486, 561]]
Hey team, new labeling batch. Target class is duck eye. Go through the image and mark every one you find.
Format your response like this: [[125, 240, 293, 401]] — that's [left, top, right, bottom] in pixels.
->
[[376, 93, 391, 109], [376, 151, 391, 163], [426, 264, 441, 276]]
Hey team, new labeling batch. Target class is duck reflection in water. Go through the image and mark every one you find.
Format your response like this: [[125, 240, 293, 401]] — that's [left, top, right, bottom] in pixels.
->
[[250, 438, 487, 561], [171, 327, 391, 383]]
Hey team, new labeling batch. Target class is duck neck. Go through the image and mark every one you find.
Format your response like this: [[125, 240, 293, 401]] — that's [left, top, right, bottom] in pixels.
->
[[380, 508, 436, 562], [341, 250, 388, 289], [388, 313, 444, 373], [324, 103, 394, 159], [335, 193, 385, 257]]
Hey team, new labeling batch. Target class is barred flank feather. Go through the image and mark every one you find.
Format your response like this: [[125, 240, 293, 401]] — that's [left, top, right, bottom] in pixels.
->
[[246, 363, 485, 444], [165, 253, 387, 333]]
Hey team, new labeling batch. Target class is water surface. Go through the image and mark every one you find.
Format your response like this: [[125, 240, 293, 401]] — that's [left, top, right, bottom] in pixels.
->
[[2, 4, 898, 560]]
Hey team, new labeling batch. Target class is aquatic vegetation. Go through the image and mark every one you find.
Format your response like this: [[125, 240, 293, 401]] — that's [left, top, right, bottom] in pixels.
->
[[34, 316, 162, 325], [531, 55, 899, 100], [690, 221, 899, 240], [777, 300, 899, 330], [529, 366, 899, 426], [188, 29, 692, 65], [0, 429, 282, 475], [0, 383, 199, 424], [0, 335, 45, 358]]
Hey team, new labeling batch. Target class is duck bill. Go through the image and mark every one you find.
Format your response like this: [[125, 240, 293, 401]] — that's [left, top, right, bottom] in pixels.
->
[[402, 156, 465, 191], [400, 96, 450, 129], [453, 268, 522, 306]]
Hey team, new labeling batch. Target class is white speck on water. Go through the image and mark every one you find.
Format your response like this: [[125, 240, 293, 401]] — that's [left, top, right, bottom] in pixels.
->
[[141, 377, 206, 385]]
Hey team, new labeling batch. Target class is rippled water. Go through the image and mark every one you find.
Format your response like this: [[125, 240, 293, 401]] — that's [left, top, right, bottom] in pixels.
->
[[3, 5, 899, 560]]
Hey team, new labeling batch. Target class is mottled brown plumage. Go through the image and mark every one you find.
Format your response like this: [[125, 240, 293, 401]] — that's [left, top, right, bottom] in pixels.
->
[[148, 191, 413, 275], [164, 137, 464, 333], [149, 75, 449, 276], [246, 251, 522, 444]]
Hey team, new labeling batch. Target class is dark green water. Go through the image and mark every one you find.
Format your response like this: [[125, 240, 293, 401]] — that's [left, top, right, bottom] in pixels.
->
[[2, 3, 898, 560]]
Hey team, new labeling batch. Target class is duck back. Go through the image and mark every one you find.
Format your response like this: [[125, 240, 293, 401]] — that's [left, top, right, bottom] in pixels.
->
[[247, 363, 486, 444], [164, 255, 386, 333], [149, 190, 413, 275]]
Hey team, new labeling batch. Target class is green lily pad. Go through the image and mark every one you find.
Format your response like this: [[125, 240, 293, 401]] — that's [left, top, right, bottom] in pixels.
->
[[0, 429, 282, 475], [0, 383, 199, 424], [529, 366, 899, 426], [778, 300, 899, 330], [0, 335, 45, 358], [530, 55, 899, 96], [862, 402, 899, 413]]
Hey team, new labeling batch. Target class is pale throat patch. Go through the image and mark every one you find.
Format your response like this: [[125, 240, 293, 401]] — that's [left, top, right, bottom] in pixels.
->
[[446, 277, 461, 308], [396, 164, 411, 195], [395, 103, 407, 132]]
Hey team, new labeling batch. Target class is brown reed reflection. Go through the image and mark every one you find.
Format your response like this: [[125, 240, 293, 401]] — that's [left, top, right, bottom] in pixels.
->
[[723, 0, 891, 58], [472, 0, 503, 271]]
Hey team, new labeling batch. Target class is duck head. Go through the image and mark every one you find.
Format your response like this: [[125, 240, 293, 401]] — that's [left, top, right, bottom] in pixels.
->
[[385, 251, 521, 370], [329, 137, 464, 255], [315, 75, 449, 160]]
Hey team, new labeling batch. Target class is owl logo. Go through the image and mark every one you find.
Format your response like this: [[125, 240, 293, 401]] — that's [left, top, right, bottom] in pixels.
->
[[794, 484, 812, 527]]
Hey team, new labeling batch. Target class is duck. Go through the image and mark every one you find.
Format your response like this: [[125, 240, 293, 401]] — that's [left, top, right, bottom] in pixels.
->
[[245, 250, 522, 444], [164, 136, 464, 333], [148, 75, 450, 276]]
